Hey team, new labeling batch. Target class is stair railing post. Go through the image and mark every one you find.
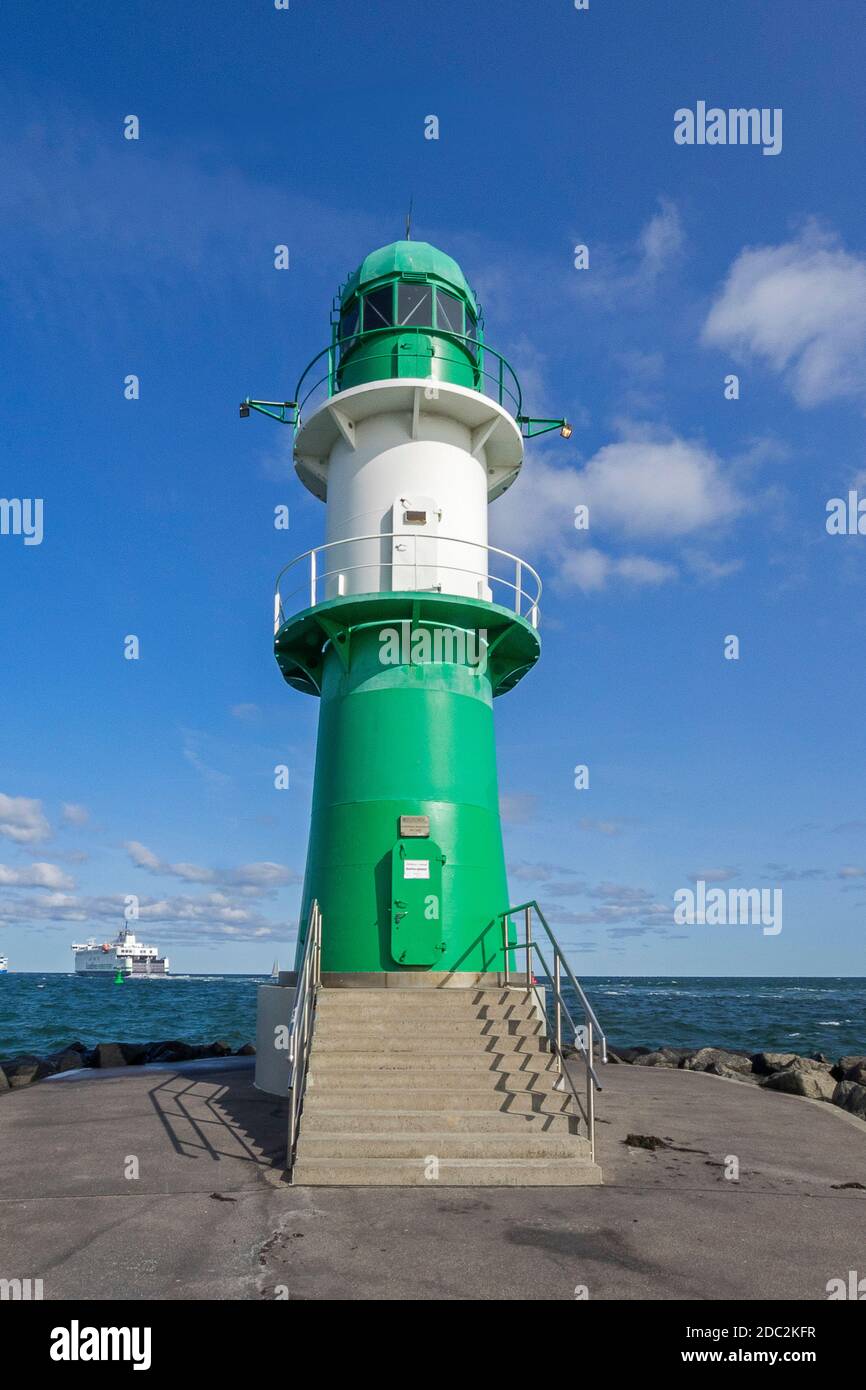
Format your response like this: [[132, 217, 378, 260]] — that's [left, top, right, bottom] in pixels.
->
[[502, 915, 510, 986], [315, 904, 322, 986], [554, 953, 562, 1074], [524, 905, 532, 992], [586, 1019, 595, 1158]]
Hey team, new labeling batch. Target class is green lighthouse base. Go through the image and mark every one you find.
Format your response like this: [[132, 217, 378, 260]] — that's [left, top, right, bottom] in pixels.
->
[[275, 593, 540, 976]]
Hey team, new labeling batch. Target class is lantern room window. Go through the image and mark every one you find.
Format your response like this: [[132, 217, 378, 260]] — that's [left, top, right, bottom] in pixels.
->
[[363, 286, 393, 330], [339, 300, 359, 348], [397, 283, 433, 327], [436, 289, 464, 335], [465, 310, 479, 359]]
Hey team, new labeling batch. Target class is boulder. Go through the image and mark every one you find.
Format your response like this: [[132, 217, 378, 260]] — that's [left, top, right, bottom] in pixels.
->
[[118, 1042, 149, 1065], [0, 1066, 9, 1091], [235, 1043, 256, 1056], [2, 1056, 42, 1088], [763, 1066, 836, 1101], [207, 1040, 233, 1057], [608, 1046, 653, 1064], [144, 1040, 199, 1063], [632, 1049, 678, 1067], [714, 1065, 761, 1085], [832, 1056, 866, 1083], [94, 1042, 128, 1069], [752, 1051, 824, 1076], [832, 1080, 866, 1120], [46, 1048, 88, 1075], [684, 1047, 753, 1075]]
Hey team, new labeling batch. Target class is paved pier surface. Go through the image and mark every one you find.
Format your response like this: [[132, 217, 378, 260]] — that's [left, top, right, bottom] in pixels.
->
[[1, 1059, 864, 1300]]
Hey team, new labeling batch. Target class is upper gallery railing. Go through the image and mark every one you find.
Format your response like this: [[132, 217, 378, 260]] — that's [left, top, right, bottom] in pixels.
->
[[293, 326, 523, 427], [273, 532, 542, 632]]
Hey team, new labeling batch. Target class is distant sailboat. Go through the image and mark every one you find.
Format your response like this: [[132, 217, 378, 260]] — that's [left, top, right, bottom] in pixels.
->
[[270, 959, 279, 981]]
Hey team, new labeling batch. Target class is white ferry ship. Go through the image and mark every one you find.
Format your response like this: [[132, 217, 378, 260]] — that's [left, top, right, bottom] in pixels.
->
[[72, 924, 169, 977]]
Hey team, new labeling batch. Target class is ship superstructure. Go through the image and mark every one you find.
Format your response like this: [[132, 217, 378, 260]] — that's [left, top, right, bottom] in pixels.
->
[[72, 924, 169, 977]]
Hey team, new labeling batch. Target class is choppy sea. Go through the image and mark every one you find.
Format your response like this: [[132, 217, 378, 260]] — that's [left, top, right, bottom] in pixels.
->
[[0, 974, 862, 1059]]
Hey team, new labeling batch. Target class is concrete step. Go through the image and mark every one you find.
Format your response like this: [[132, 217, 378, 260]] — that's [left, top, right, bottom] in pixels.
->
[[312, 1034, 550, 1055], [291, 1156, 603, 1187], [309, 1049, 558, 1073], [315, 1017, 544, 1037], [316, 1005, 543, 1026], [296, 1132, 591, 1160], [301, 1108, 581, 1135], [315, 989, 536, 1010], [302, 1087, 575, 1113], [308, 1065, 563, 1091]]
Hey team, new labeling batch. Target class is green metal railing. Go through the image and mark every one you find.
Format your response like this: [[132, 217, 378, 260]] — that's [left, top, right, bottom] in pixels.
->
[[241, 329, 573, 440], [290, 325, 523, 427], [500, 899, 607, 1159], [287, 899, 322, 1176]]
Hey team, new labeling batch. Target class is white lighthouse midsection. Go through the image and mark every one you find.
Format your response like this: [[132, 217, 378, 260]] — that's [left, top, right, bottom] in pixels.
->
[[323, 410, 491, 601]]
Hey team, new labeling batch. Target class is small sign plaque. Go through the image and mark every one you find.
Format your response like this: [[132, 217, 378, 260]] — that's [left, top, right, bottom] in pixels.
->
[[404, 859, 430, 880], [399, 815, 430, 838]]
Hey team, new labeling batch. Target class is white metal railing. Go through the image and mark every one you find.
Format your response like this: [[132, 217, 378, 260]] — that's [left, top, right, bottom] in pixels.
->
[[287, 900, 322, 1175], [274, 532, 542, 633], [500, 901, 607, 1162]]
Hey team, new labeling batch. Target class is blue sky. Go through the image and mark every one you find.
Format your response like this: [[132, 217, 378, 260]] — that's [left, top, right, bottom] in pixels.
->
[[1, 0, 864, 974]]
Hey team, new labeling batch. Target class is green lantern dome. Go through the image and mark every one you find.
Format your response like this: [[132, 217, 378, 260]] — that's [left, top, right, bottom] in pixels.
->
[[340, 240, 479, 314]]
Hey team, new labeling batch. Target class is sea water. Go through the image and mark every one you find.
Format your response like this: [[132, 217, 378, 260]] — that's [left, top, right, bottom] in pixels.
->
[[0, 973, 862, 1058]]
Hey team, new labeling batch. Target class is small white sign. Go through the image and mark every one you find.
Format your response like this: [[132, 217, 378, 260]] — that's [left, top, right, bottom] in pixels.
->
[[404, 859, 430, 880]]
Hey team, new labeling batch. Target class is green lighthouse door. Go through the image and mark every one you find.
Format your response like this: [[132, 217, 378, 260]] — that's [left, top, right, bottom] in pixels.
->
[[390, 839, 445, 965]]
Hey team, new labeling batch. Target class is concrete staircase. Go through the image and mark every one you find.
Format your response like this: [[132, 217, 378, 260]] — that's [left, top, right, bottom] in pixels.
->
[[292, 987, 602, 1186]]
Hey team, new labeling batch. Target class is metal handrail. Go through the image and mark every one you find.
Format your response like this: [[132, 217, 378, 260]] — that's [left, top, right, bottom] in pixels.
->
[[499, 900, 607, 1161], [286, 899, 322, 1175], [293, 326, 523, 428], [274, 532, 542, 632]]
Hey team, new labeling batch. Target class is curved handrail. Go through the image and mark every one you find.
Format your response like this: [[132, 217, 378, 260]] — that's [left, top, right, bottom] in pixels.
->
[[274, 531, 542, 631], [504, 899, 607, 1058], [293, 326, 523, 428], [287, 899, 321, 1174], [499, 900, 608, 1161]]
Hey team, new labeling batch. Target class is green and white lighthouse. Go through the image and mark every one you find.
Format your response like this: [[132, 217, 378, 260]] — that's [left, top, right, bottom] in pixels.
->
[[244, 239, 570, 982]]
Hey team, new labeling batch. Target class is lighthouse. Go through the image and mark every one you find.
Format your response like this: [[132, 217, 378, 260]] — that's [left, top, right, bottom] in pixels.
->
[[246, 239, 604, 1185], [246, 239, 570, 979]]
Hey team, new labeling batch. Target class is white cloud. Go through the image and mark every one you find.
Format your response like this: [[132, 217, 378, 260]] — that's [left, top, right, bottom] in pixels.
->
[[0, 861, 74, 889], [702, 225, 866, 407], [230, 703, 261, 722], [638, 198, 685, 278], [571, 198, 687, 302], [557, 547, 678, 593], [688, 867, 740, 883], [579, 818, 629, 837], [124, 840, 299, 895], [0, 888, 295, 943], [576, 436, 742, 538], [492, 431, 741, 593], [683, 549, 744, 581], [0, 793, 50, 845], [61, 802, 90, 827]]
